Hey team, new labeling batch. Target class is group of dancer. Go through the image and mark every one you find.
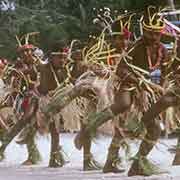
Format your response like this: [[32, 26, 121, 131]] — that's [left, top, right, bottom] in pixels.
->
[[0, 6, 179, 177]]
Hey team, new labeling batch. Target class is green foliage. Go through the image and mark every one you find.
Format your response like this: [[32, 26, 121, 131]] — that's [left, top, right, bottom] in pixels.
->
[[0, 0, 174, 59]]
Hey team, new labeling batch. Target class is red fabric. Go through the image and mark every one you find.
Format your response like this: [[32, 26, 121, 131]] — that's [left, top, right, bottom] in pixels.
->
[[123, 28, 132, 40], [63, 47, 69, 53], [21, 97, 29, 111]]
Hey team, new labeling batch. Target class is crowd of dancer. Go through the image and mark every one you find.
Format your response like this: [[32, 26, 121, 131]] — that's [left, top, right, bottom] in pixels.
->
[[0, 6, 179, 177]]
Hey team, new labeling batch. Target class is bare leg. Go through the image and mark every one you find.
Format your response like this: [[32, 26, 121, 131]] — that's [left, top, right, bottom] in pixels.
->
[[22, 125, 41, 165], [103, 127, 125, 173], [0, 97, 38, 160], [74, 91, 132, 149], [49, 119, 67, 167], [128, 93, 176, 176], [81, 123, 102, 171]]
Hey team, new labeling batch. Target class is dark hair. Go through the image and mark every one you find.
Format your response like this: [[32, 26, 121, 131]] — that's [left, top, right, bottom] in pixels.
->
[[111, 20, 121, 34], [45, 40, 67, 57], [50, 40, 67, 52]]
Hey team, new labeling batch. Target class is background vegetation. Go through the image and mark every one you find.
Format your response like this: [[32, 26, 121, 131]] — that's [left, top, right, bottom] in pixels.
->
[[0, 0, 179, 59]]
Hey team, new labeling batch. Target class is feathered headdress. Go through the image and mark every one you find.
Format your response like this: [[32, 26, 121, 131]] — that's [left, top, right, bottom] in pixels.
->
[[111, 14, 135, 39], [16, 32, 39, 52], [142, 6, 165, 32], [92, 7, 135, 39]]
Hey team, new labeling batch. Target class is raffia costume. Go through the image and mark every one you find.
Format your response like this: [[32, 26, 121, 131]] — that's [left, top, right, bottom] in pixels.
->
[[0, 41, 78, 167], [129, 36, 180, 173], [40, 50, 101, 168], [41, 11, 166, 175], [44, 8, 168, 176], [41, 36, 122, 170], [0, 40, 41, 164]]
